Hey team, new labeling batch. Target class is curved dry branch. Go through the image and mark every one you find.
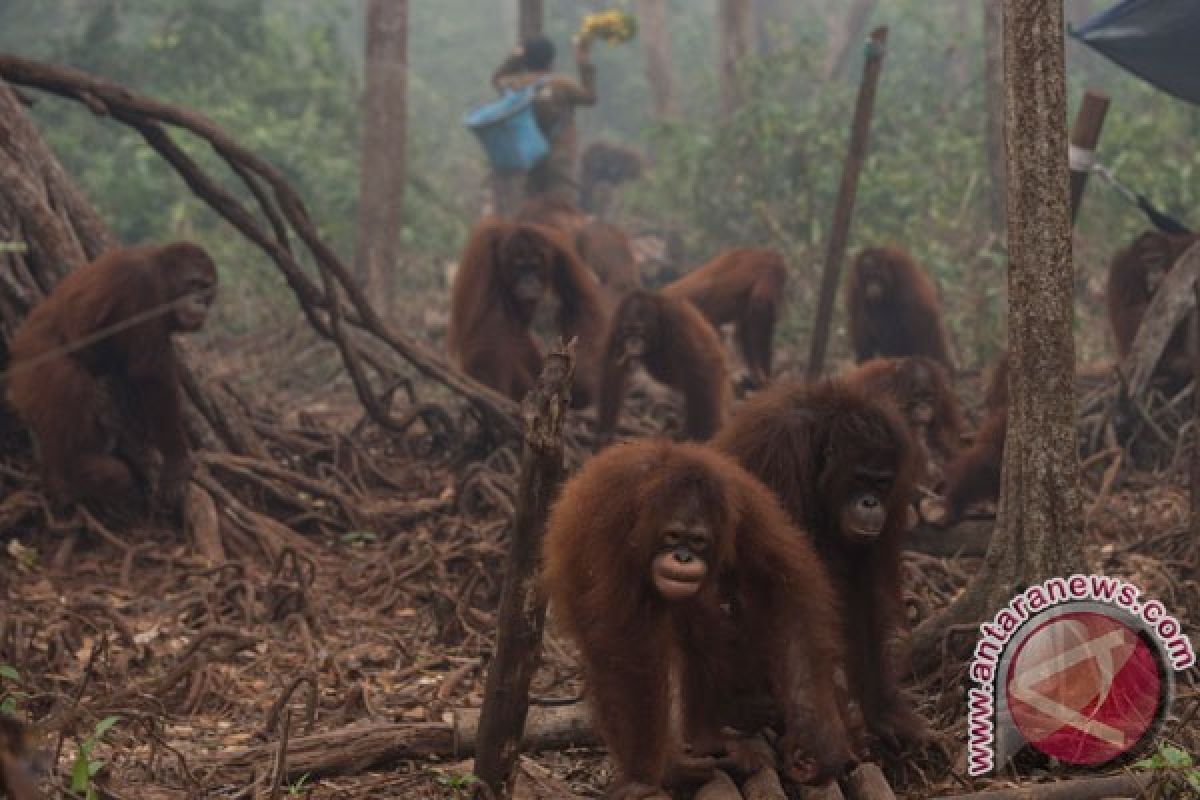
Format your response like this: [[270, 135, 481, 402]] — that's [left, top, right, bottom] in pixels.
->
[[0, 55, 520, 440], [1124, 240, 1200, 399]]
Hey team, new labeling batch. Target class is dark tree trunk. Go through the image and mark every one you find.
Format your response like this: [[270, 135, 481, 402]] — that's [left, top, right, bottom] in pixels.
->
[[718, 0, 751, 120], [824, 0, 878, 80], [354, 0, 408, 319], [982, 0, 1006, 238], [638, 0, 676, 119], [752, 0, 793, 55], [913, 0, 1083, 666], [519, 0, 544, 40]]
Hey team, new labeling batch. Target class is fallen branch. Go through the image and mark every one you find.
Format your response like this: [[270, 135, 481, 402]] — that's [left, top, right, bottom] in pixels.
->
[[932, 771, 1153, 800], [1124, 239, 1200, 399], [202, 703, 598, 784]]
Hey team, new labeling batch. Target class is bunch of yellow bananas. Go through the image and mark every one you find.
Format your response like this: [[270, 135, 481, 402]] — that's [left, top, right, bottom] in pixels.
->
[[576, 10, 637, 45]]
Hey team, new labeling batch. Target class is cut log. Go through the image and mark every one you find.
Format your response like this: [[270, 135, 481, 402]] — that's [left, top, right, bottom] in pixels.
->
[[742, 766, 787, 800], [696, 769, 743, 800], [843, 763, 895, 800]]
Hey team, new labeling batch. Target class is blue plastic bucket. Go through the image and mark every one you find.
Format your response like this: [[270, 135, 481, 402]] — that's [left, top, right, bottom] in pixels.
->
[[464, 84, 550, 174]]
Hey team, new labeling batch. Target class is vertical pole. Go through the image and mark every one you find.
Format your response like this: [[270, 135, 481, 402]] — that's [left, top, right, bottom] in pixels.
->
[[473, 343, 574, 799], [806, 26, 888, 380], [1068, 89, 1110, 226], [519, 0, 544, 41]]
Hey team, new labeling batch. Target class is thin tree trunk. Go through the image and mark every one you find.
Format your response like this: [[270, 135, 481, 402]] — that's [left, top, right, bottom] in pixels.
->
[[638, 0, 676, 119], [948, 0, 971, 91], [753, 0, 793, 56], [718, 0, 751, 120], [354, 0, 408, 319], [823, 0, 878, 81], [983, 0, 1006, 238], [519, 0, 544, 40], [913, 0, 1083, 666]]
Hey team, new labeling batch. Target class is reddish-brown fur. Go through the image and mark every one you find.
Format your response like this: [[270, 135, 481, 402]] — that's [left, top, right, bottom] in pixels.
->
[[663, 248, 788, 387], [6, 243, 218, 510], [1106, 230, 1198, 386], [543, 439, 854, 795], [843, 356, 964, 480], [713, 380, 927, 751], [514, 192, 588, 235], [597, 290, 730, 444], [575, 220, 641, 296], [939, 352, 1008, 524], [447, 220, 607, 405], [847, 246, 952, 369]]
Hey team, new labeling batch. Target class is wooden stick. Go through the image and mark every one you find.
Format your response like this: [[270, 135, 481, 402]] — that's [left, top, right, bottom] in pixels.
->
[[1067, 89, 1110, 226], [203, 723, 455, 782], [806, 27, 889, 379], [474, 342, 577, 798]]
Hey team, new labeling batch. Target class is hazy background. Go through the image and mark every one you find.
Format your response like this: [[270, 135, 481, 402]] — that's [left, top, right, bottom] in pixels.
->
[[2, 0, 1197, 373]]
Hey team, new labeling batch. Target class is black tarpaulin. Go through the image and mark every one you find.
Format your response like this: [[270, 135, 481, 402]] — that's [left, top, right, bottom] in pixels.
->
[[1072, 0, 1200, 106]]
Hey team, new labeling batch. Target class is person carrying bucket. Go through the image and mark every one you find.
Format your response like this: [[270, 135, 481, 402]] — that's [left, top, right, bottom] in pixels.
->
[[490, 34, 596, 207]]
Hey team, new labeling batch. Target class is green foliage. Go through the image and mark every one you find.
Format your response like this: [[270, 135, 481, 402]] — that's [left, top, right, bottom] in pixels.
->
[[339, 530, 378, 547], [0, 665, 23, 716], [288, 771, 312, 796], [71, 715, 120, 800], [1, 0, 1198, 368], [435, 770, 479, 797], [1135, 742, 1200, 793]]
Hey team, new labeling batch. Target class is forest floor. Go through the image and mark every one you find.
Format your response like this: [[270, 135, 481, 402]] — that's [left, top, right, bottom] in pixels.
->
[[1, 326, 1198, 800]]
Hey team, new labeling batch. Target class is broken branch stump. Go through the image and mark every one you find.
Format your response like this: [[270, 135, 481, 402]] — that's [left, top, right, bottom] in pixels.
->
[[473, 341, 577, 799]]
